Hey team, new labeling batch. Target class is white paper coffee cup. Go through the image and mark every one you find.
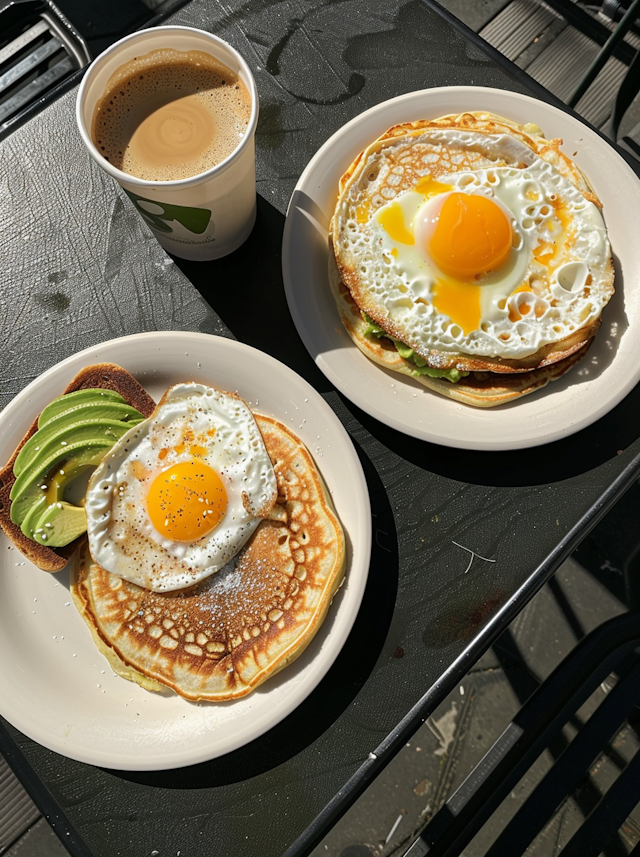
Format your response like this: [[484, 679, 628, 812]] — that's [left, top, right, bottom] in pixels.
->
[[76, 26, 259, 261]]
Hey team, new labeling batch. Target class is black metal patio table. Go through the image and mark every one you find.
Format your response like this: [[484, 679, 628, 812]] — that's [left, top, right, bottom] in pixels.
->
[[1, 1, 640, 856]]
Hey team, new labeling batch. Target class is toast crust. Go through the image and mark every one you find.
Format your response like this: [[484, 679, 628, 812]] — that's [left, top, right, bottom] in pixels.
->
[[0, 363, 155, 571]]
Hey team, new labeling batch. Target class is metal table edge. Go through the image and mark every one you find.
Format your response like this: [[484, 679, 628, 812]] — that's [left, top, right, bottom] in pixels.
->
[[0, 718, 92, 857]]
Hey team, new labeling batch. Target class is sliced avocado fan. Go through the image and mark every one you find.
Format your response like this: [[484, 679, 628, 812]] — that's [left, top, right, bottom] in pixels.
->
[[12, 389, 146, 548]]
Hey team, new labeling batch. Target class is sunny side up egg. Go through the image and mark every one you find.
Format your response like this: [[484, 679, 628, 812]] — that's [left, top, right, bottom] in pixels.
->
[[343, 134, 612, 361], [85, 383, 277, 592]]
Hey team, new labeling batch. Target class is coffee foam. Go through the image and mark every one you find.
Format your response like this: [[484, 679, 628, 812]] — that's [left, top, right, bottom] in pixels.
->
[[91, 49, 252, 181]]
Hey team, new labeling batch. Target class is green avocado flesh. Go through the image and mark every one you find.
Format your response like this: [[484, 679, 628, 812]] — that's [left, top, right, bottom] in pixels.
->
[[20, 496, 48, 539], [28, 502, 88, 548], [10, 439, 115, 526], [37, 388, 125, 427], [14, 405, 143, 477], [361, 313, 469, 383], [12, 389, 146, 547]]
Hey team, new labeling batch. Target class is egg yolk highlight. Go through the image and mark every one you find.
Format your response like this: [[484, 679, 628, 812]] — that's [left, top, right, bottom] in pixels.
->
[[147, 460, 227, 542], [429, 193, 512, 279]]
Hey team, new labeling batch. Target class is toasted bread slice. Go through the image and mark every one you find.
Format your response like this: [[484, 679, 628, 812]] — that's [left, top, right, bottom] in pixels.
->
[[0, 363, 156, 572]]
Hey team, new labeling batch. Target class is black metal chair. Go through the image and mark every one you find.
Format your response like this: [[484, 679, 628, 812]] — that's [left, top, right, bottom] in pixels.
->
[[547, 0, 640, 145], [479, 0, 640, 146], [403, 610, 640, 857]]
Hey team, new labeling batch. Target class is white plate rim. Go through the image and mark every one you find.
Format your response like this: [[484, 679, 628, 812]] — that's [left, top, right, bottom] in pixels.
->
[[282, 85, 640, 450], [0, 331, 371, 770]]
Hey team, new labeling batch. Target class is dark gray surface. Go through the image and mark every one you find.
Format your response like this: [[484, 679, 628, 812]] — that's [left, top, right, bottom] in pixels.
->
[[2, 2, 640, 857], [0, 756, 40, 853], [0, 116, 227, 411], [4, 820, 70, 857], [311, 551, 639, 856]]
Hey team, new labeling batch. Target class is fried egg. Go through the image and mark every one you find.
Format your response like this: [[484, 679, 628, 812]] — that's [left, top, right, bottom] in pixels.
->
[[85, 383, 277, 592], [335, 129, 613, 361]]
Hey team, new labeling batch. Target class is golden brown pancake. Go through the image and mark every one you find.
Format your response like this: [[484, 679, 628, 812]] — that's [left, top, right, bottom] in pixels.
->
[[71, 414, 346, 701], [337, 112, 599, 201], [329, 111, 614, 406], [328, 248, 593, 407]]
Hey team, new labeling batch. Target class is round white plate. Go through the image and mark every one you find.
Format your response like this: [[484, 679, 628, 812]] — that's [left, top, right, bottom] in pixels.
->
[[0, 332, 371, 770], [282, 86, 640, 450]]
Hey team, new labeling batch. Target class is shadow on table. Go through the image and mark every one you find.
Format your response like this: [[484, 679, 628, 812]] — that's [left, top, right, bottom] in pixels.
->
[[349, 386, 640, 488], [107, 433, 398, 788], [178, 196, 332, 396], [573, 477, 640, 609]]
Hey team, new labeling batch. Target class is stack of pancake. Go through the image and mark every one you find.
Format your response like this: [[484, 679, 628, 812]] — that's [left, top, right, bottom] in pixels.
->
[[72, 413, 346, 701], [0, 363, 346, 702], [330, 112, 615, 406]]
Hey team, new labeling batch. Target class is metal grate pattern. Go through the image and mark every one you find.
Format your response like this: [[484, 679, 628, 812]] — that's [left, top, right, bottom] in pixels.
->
[[0, 755, 39, 855], [479, 0, 640, 129], [480, 0, 566, 60], [527, 26, 628, 124], [0, 1, 90, 137]]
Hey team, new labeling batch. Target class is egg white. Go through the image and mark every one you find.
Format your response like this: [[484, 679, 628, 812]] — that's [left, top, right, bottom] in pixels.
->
[[339, 132, 612, 360], [85, 383, 277, 592]]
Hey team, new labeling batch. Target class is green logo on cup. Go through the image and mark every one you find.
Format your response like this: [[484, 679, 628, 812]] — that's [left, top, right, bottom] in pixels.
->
[[124, 191, 212, 235]]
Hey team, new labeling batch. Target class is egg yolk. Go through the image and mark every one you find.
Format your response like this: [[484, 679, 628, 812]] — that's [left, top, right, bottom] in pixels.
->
[[429, 193, 512, 279], [147, 460, 227, 542]]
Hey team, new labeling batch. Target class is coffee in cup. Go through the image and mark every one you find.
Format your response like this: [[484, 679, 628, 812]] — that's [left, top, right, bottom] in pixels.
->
[[76, 27, 259, 262], [91, 49, 252, 182]]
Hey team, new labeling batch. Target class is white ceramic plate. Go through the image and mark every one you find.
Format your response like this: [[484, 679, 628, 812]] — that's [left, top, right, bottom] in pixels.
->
[[282, 86, 640, 450], [0, 332, 371, 770]]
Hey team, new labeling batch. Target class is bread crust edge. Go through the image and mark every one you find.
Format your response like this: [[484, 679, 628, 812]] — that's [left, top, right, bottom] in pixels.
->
[[0, 363, 156, 572]]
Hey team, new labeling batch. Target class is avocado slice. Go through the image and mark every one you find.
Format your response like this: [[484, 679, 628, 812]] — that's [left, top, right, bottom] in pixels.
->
[[18, 461, 100, 547], [361, 312, 470, 383], [30, 501, 87, 547], [14, 409, 143, 477], [38, 389, 125, 428], [12, 420, 135, 486], [10, 439, 114, 526], [20, 495, 48, 540]]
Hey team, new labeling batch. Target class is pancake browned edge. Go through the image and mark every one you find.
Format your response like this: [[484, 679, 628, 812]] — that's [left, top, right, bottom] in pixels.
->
[[0, 364, 156, 571], [328, 248, 592, 407], [71, 414, 346, 701], [329, 111, 611, 407]]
